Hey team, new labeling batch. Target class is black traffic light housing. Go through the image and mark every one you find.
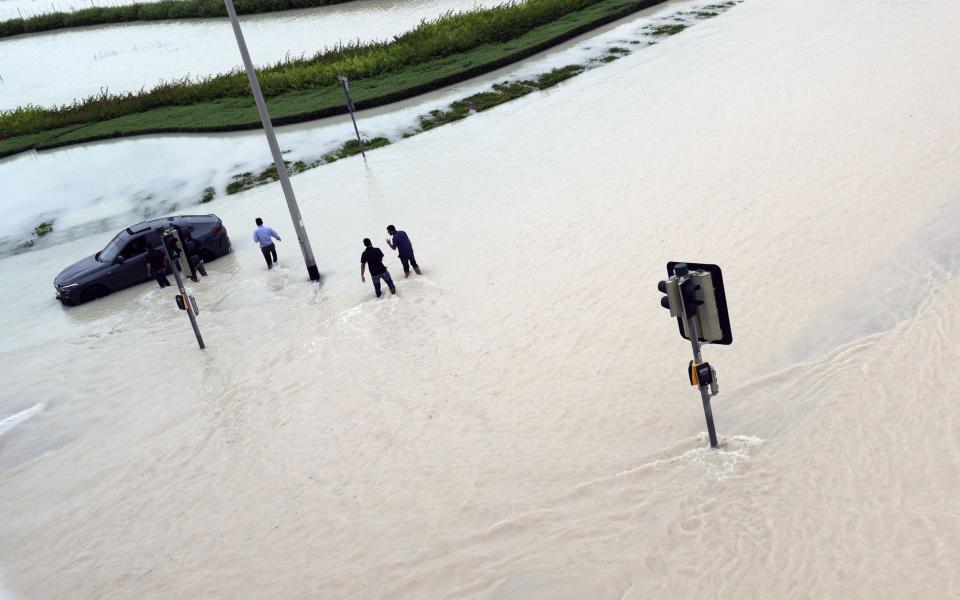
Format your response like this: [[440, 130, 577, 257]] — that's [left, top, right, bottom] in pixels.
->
[[660, 262, 733, 345]]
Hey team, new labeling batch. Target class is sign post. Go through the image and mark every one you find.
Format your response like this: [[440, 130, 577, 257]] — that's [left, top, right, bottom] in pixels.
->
[[337, 76, 365, 158], [658, 262, 731, 448], [163, 228, 204, 350]]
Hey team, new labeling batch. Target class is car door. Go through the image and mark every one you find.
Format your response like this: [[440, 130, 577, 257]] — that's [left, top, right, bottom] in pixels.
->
[[107, 236, 150, 290]]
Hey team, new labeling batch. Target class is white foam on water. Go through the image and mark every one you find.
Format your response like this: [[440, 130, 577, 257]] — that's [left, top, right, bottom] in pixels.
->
[[0, 403, 46, 439]]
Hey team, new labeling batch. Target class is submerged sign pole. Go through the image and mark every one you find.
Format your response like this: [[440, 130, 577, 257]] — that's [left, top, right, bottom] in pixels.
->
[[337, 77, 365, 158], [658, 262, 732, 449], [223, 0, 321, 281], [163, 228, 204, 350]]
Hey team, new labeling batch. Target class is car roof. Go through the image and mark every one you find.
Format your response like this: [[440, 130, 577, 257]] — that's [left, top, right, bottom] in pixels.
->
[[124, 214, 217, 235]]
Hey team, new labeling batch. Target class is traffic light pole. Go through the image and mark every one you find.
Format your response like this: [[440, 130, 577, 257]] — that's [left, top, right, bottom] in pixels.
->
[[168, 256, 205, 350], [683, 312, 718, 448], [223, 0, 321, 282]]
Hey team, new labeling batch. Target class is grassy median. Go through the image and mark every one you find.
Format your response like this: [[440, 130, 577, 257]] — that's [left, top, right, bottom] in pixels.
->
[[0, 0, 669, 158]]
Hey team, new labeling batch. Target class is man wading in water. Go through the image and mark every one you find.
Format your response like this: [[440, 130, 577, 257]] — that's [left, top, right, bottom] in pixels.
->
[[252, 217, 281, 270], [360, 238, 396, 298], [385, 224, 421, 278]]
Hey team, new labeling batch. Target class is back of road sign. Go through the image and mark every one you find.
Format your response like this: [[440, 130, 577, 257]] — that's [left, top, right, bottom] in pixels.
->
[[666, 262, 733, 345]]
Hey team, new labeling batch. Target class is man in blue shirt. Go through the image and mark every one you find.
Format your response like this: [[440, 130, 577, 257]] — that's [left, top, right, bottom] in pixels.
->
[[252, 217, 281, 269], [385, 224, 421, 278]]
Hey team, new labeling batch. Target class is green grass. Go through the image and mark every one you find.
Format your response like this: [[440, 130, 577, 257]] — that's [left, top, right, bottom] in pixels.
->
[[200, 186, 216, 203], [0, 0, 668, 158], [0, 0, 355, 39], [650, 23, 687, 35], [33, 221, 53, 237], [321, 137, 390, 162], [22, 220, 54, 247]]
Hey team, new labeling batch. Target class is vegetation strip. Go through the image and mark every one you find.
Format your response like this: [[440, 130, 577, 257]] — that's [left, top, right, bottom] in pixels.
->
[[0, 0, 670, 159], [215, 2, 736, 197], [17, 2, 738, 250], [0, 0, 356, 39]]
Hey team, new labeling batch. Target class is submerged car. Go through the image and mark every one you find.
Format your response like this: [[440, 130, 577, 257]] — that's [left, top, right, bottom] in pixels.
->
[[55, 214, 231, 306]]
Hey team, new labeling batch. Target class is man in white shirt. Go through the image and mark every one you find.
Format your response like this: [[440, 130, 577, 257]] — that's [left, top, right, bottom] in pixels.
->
[[252, 217, 282, 269]]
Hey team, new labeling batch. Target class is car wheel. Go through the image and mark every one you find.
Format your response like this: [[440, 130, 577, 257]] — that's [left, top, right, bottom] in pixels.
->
[[81, 285, 110, 303], [200, 249, 216, 262]]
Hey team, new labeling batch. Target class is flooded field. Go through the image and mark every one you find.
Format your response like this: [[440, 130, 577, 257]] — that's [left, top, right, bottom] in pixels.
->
[[1, 0, 959, 598], [0, 0, 711, 257], [0, 0, 498, 109], [0, 0, 160, 20]]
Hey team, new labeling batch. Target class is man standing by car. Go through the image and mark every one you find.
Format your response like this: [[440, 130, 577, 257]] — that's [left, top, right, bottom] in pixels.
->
[[252, 217, 281, 269], [145, 244, 171, 288], [360, 238, 396, 298], [385, 224, 422, 277]]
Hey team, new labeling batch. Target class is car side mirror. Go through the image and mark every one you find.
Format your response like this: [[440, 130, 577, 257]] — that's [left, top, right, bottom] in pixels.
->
[[114, 255, 126, 265]]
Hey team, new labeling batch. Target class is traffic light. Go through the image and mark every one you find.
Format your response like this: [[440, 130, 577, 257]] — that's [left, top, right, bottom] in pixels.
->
[[658, 262, 732, 345], [162, 227, 192, 277], [657, 277, 682, 317], [657, 272, 702, 320]]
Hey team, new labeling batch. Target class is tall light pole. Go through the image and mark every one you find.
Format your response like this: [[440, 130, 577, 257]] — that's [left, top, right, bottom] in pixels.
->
[[223, 0, 320, 281]]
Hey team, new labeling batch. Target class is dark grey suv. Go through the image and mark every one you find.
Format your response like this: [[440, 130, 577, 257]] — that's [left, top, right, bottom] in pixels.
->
[[55, 214, 231, 306]]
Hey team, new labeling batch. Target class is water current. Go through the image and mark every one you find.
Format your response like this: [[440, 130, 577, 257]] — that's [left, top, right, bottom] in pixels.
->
[[1, 0, 959, 597]]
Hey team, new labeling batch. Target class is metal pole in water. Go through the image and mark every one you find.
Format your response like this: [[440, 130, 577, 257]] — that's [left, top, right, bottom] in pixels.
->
[[687, 314, 718, 448], [222, 0, 321, 282], [673, 263, 719, 449], [337, 76, 365, 158], [168, 257, 205, 350]]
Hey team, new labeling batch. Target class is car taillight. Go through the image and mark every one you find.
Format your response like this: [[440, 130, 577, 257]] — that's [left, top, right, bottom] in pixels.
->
[[212, 225, 223, 234]]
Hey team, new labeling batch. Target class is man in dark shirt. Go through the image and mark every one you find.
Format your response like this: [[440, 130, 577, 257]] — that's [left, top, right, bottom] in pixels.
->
[[145, 244, 171, 288], [385, 224, 421, 277], [360, 238, 396, 298]]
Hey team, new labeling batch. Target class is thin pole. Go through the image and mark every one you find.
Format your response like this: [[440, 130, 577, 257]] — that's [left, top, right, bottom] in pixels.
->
[[677, 270, 719, 449], [168, 257, 205, 350], [337, 76, 365, 158], [687, 314, 718, 448], [223, 0, 321, 281]]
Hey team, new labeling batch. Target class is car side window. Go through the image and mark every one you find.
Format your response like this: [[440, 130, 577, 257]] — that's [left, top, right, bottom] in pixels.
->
[[120, 236, 147, 259], [144, 231, 163, 250]]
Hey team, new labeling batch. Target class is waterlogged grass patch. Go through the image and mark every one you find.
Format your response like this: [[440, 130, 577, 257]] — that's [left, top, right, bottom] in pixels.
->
[[226, 172, 255, 195], [419, 65, 586, 130], [534, 64, 586, 88], [33, 221, 54, 237], [322, 137, 390, 163], [650, 23, 687, 36], [23, 220, 54, 247]]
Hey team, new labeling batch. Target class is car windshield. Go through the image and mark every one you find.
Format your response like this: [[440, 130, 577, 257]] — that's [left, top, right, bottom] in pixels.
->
[[99, 232, 128, 262]]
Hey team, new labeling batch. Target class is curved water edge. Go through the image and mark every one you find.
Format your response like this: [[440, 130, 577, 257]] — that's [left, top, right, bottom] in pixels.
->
[[0, 0, 501, 110], [0, 0, 734, 256]]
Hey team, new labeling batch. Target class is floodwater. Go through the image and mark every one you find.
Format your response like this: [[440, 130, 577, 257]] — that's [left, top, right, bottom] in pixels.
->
[[0, 0, 163, 21], [0, 0, 496, 110], [2, 0, 960, 598], [0, 0, 703, 256]]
